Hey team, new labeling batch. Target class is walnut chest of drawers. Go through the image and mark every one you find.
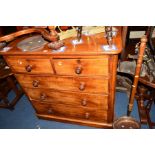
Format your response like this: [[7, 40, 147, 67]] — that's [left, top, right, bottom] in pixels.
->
[[0, 29, 122, 128]]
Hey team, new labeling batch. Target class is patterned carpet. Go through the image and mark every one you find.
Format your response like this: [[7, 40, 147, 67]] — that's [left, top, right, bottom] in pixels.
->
[[0, 91, 155, 129]]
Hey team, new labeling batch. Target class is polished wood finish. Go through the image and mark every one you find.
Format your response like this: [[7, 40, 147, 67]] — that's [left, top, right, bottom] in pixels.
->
[[53, 58, 108, 76], [0, 28, 122, 56], [126, 35, 155, 128], [122, 26, 128, 50], [127, 36, 147, 115], [6, 57, 53, 74], [0, 27, 122, 128], [120, 26, 128, 60], [24, 88, 108, 110], [15, 74, 109, 94], [31, 100, 108, 122]]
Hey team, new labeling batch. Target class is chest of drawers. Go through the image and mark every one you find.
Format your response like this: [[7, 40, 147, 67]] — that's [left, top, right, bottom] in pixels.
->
[[0, 28, 122, 128]]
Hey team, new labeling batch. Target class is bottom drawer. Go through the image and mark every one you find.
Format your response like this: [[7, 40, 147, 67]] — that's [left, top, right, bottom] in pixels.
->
[[31, 100, 108, 123]]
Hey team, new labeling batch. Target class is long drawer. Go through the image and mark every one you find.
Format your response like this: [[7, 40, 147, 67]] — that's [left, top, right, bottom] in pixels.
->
[[24, 88, 109, 110], [53, 57, 109, 76], [6, 57, 53, 74], [16, 74, 108, 94], [32, 100, 108, 122]]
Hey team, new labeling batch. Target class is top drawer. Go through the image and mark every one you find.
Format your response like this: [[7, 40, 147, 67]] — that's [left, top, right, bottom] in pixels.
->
[[6, 57, 53, 74], [53, 57, 109, 76]]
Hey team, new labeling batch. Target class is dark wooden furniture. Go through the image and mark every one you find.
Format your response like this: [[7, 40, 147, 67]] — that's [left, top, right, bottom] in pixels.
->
[[0, 27, 122, 128], [120, 26, 152, 61], [127, 35, 155, 128], [135, 85, 155, 128], [126, 26, 148, 44], [0, 57, 23, 109], [127, 36, 147, 114]]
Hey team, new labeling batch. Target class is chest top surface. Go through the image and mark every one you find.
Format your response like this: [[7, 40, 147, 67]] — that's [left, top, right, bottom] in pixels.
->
[[0, 27, 122, 56]]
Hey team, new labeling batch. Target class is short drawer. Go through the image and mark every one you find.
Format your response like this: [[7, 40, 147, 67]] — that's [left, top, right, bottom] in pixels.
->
[[25, 88, 109, 110], [16, 74, 108, 94], [6, 57, 53, 74], [53, 57, 109, 76], [32, 100, 108, 122]]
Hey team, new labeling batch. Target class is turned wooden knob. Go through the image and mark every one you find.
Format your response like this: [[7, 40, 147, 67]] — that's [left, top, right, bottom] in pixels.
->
[[48, 108, 53, 114], [79, 82, 85, 91], [25, 65, 32, 72], [81, 99, 87, 106], [40, 93, 47, 101], [85, 112, 90, 119], [32, 80, 39, 87], [75, 66, 82, 74]]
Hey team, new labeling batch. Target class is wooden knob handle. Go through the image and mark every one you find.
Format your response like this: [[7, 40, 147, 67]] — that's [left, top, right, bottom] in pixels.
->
[[75, 66, 82, 74], [81, 99, 87, 106], [32, 80, 39, 87], [25, 65, 32, 72], [40, 93, 46, 101], [79, 82, 85, 91], [85, 112, 90, 119], [48, 108, 53, 114]]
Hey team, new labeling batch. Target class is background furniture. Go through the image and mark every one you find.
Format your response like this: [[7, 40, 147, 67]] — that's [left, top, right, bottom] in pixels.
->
[[0, 57, 23, 109], [120, 26, 151, 60], [127, 34, 155, 128], [135, 81, 155, 128]]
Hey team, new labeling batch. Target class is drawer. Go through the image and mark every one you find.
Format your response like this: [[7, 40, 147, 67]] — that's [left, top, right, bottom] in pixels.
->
[[25, 88, 109, 110], [16, 74, 108, 94], [32, 100, 108, 122], [53, 57, 109, 76], [6, 57, 53, 74]]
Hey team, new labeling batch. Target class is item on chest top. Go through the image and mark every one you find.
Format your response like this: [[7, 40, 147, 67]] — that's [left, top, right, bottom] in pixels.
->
[[57, 26, 106, 40], [77, 26, 82, 42], [105, 26, 113, 47], [102, 26, 118, 51], [57, 26, 77, 40], [0, 27, 64, 51], [48, 40, 65, 50], [71, 26, 83, 45], [17, 35, 48, 52], [82, 26, 105, 36]]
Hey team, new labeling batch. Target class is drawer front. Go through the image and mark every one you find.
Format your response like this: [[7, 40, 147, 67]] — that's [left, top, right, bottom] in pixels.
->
[[16, 74, 108, 94], [25, 88, 108, 110], [32, 100, 108, 122], [6, 57, 53, 74], [53, 58, 109, 76]]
